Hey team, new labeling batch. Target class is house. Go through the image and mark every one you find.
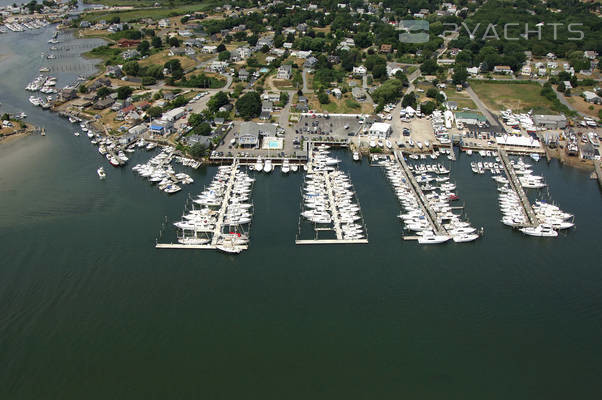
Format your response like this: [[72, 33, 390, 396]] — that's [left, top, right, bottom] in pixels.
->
[[332, 88, 342, 99], [168, 47, 186, 56], [283, 42, 293, 49], [201, 45, 217, 53], [105, 65, 123, 78], [79, 21, 90, 28], [533, 114, 567, 129], [563, 81, 572, 90], [327, 55, 340, 64], [352, 87, 366, 100], [261, 100, 273, 113], [158, 19, 170, 28], [467, 66, 479, 76], [437, 59, 455, 66], [238, 68, 249, 81], [93, 97, 115, 110], [521, 65, 531, 76], [277, 64, 292, 80], [238, 122, 278, 148], [178, 30, 193, 37], [122, 49, 139, 60], [107, 23, 124, 33], [117, 38, 140, 47], [218, 103, 233, 113], [546, 52, 557, 60], [583, 91, 602, 104], [446, 101, 458, 111], [449, 48, 460, 57], [256, 36, 274, 50], [353, 65, 367, 76], [584, 51, 598, 60], [259, 111, 271, 120], [297, 23, 308, 32], [303, 56, 318, 69], [208, 61, 228, 73], [493, 65, 513, 74], [58, 88, 77, 101], [379, 44, 393, 54], [231, 46, 252, 60]]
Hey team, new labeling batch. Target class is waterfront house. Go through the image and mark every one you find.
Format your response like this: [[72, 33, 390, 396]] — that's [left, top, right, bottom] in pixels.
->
[[93, 97, 115, 110]]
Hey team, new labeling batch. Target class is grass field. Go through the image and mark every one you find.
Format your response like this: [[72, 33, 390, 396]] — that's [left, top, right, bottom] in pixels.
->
[[139, 51, 196, 70], [444, 88, 477, 110], [83, 2, 219, 23], [470, 81, 558, 114], [309, 94, 372, 114], [567, 93, 602, 119]]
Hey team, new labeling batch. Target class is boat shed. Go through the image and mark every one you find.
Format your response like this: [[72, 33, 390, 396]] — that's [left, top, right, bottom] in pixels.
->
[[533, 114, 567, 129]]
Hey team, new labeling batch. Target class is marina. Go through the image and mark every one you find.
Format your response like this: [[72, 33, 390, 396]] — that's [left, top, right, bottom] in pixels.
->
[[156, 160, 254, 253], [295, 144, 368, 245]]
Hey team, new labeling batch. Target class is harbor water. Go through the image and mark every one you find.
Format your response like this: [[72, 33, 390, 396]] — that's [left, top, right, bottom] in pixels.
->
[[1, 19, 602, 399]]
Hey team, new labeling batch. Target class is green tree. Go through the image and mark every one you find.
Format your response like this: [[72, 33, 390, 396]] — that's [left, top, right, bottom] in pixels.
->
[[151, 36, 162, 48], [235, 91, 261, 120], [123, 60, 139, 76], [117, 86, 133, 100], [97, 87, 111, 98], [147, 106, 162, 119], [207, 91, 230, 113], [218, 50, 230, 61]]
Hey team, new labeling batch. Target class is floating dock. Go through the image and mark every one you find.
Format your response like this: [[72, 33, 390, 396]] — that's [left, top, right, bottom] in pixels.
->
[[395, 151, 447, 235], [497, 148, 539, 227], [156, 159, 251, 252]]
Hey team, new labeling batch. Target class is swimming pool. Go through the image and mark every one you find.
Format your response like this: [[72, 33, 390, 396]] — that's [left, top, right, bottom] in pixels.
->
[[268, 140, 280, 149]]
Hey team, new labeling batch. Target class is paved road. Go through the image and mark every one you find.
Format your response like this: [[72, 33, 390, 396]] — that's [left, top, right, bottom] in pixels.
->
[[465, 86, 502, 129], [302, 69, 312, 93]]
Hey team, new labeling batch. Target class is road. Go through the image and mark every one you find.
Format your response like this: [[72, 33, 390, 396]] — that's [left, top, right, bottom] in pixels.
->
[[302, 69, 312, 93]]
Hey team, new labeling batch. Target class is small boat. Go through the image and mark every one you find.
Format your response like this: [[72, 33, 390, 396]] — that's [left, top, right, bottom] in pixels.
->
[[73, 131, 80, 137], [291, 164, 299, 172], [281, 159, 290, 173], [263, 159, 272, 173], [385, 140, 393, 149], [353, 152, 360, 161], [97, 167, 106, 179]]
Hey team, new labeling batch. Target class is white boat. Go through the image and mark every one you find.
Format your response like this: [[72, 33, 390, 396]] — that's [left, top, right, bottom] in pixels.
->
[[519, 224, 558, 237], [452, 233, 479, 243], [263, 159, 272, 173], [291, 164, 299, 172], [254, 157, 263, 171], [281, 159, 290, 173], [97, 167, 106, 179], [73, 131, 80, 137], [417, 231, 450, 244], [385, 140, 393, 149], [353, 152, 360, 161]]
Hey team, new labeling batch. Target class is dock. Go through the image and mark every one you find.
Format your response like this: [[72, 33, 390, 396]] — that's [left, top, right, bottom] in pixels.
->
[[156, 159, 251, 252], [395, 151, 447, 235], [594, 160, 602, 189], [323, 170, 343, 240], [497, 148, 539, 227], [295, 239, 368, 245]]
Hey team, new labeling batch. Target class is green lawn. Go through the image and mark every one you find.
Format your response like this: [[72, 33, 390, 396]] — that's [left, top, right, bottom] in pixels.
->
[[470, 81, 557, 114]]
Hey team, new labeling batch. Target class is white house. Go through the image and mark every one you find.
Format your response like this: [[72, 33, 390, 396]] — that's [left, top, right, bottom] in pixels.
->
[[368, 122, 392, 138], [353, 65, 367, 76], [201, 45, 217, 54]]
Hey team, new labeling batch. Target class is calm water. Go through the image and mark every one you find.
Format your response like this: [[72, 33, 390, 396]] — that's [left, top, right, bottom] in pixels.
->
[[1, 22, 602, 400]]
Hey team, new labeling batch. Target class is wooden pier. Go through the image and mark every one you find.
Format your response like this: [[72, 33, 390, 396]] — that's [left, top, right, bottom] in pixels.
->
[[395, 151, 447, 235], [497, 148, 539, 227]]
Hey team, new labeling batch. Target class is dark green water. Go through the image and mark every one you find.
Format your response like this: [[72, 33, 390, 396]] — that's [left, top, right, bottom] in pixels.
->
[[1, 23, 602, 399]]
